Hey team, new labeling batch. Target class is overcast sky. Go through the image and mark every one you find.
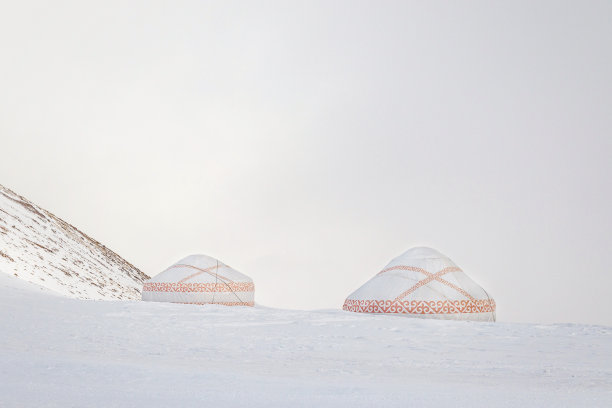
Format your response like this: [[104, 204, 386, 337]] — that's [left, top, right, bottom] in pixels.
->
[[1, 1, 611, 324]]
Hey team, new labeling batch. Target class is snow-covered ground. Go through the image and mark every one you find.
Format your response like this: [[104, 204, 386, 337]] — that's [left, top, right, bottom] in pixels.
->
[[1, 273, 610, 408]]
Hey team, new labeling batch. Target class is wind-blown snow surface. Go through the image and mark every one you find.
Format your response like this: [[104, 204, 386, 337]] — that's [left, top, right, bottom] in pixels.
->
[[0, 184, 148, 299], [1, 274, 610, 408]]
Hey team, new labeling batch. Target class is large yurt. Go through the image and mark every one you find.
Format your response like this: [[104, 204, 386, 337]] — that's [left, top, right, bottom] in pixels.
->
[[343, 247, 495, 321], [142, 254, 254, 306]]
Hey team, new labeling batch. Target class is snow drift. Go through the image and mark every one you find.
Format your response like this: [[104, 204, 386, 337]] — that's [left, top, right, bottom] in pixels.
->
[[1, 272, 611, 408]]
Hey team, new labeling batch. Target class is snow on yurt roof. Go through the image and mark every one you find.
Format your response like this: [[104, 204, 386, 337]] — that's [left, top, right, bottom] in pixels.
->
[[148, 254, 252, 284]]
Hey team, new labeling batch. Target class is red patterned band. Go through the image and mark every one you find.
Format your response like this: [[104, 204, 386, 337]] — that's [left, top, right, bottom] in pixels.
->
[[178, 301, 254, 306], [342, 299, 496, 315], [143, 282, 254, 293]]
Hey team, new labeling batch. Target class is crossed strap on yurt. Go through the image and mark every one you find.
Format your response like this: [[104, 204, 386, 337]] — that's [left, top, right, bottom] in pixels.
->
[[170, 263, 233, 283], [377, 265, 477, 302], [167, 263, 247, 304]]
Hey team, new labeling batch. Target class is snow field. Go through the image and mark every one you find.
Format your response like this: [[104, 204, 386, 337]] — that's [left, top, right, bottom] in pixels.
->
[[1, 273, 610, 407]]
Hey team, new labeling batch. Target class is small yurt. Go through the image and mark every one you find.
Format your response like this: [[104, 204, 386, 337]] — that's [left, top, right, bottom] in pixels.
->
[[142, 254, 254, 306], [343, 247, 495, 321]]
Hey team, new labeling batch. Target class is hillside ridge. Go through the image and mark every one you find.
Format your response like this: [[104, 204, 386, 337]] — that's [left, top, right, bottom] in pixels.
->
[[0, 183, 149, 299]]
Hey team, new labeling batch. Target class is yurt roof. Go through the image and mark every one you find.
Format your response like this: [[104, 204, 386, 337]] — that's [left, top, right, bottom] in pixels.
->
[[147, 254, 252, 283]]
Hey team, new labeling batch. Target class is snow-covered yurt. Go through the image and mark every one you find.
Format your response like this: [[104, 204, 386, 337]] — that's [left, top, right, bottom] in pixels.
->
[[343, 247, 495, 321], [142, 254, 254, 306]]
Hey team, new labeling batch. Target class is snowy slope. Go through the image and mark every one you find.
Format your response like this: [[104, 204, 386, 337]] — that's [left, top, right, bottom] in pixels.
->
[[0, 184, 148, 299], [1, 274, 610, 408]]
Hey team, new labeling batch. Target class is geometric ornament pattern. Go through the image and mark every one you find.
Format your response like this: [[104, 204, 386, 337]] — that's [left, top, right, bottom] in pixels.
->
[[178, 301, 255, 306], [142, 282, 254, 293], [342, 298, 496, 315]]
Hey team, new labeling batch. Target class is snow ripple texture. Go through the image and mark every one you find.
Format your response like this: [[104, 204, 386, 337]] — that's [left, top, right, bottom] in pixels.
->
[[1, 274, 611, 407]]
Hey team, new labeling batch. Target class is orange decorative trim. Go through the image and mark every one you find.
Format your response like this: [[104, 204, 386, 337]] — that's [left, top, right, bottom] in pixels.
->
[[143, 282, 254, 293], [166, 264, 233, 283], [178, 301, 254, 307], [377, 265, 440, 276], [342, 299, 496, 315], [376, 265, 476, 302]]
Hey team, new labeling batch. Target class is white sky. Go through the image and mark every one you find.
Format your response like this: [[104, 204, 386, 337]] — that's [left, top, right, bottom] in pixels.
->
[[1, 1, 611, 325]]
